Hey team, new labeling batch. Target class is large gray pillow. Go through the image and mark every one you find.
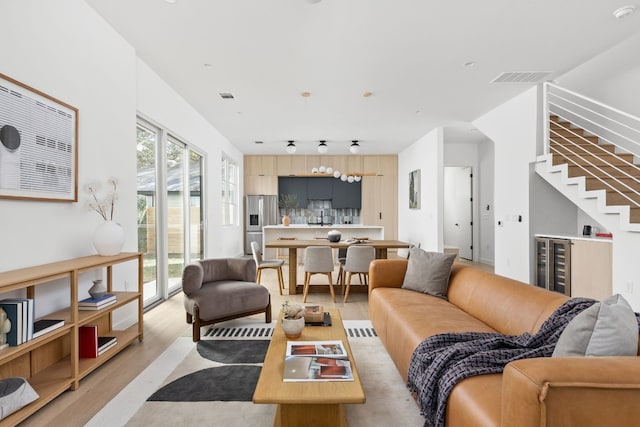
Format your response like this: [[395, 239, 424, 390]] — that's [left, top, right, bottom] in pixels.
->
[[553, 294, 638, 357], [0, 377, 39, 420], [401, 248, 456, 299]]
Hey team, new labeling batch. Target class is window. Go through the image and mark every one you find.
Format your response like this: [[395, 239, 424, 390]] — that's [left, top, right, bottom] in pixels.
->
[[221, 153, 238, 226]]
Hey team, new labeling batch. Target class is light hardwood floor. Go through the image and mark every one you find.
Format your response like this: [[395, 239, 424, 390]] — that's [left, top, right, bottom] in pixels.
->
[[21, 257, 492, 426]]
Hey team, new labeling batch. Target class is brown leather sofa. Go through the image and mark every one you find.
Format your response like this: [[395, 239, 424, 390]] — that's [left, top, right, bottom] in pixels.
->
[[369, 259, 640, 427]]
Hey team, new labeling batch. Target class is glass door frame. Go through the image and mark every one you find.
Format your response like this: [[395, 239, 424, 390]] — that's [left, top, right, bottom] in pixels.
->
[[137, 115, 207, 308]]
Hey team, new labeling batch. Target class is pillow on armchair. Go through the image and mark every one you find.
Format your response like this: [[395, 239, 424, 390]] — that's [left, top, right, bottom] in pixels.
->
[[401, 248, 456, 299]]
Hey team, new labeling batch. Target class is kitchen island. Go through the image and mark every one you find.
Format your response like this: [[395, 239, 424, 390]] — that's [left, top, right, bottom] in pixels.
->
[[263, 224, 384, 260]]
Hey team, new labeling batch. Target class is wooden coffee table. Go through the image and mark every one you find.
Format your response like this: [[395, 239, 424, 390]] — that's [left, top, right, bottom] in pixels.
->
[[253, 309, 366, 427]]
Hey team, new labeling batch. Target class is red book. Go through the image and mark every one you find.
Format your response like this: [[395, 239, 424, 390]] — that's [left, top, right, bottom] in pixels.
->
[[79, 325, 99, 358]]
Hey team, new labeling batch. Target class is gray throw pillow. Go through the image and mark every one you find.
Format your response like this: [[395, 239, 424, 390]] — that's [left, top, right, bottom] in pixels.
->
[[553, 294, 638, 357], [0, 377, 39, 420], [401, 248, 456, 299]]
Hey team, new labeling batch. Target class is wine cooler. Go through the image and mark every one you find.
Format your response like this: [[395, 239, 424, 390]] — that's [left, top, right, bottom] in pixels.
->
[[534, 237, 571, 296]]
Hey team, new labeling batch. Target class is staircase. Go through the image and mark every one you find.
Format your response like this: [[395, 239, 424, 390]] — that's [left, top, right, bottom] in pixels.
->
[[536, 83, 640, 231]]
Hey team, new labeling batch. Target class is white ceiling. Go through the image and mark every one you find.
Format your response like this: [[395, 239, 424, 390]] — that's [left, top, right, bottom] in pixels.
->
[[85, 0, 640, 156]]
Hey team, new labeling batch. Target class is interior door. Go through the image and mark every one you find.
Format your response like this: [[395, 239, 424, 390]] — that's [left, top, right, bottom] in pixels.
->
[[444, 166, 473, 260]]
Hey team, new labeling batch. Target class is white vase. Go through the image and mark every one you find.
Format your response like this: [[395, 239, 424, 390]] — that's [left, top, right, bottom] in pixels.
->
[[93, 221, 125, 256], [282, 317, 305, 339]]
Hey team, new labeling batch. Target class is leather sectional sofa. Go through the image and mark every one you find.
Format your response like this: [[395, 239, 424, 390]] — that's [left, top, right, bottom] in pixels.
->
[[368, 259, 640, 427]]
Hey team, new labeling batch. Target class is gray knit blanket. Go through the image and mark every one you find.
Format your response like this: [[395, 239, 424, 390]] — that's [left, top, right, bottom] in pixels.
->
[[407, 297, 597, 427]]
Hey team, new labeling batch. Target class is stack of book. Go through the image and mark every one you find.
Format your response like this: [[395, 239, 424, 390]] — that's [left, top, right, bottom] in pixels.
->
[[78, 294, 117, 311], [303, 305, 331, 326], [79, 325, 117, 358], [0, 298, 34, 346], [33, 319, 65, 339]]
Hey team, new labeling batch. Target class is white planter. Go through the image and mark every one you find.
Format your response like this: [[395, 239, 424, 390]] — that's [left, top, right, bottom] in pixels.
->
[[93, 221, 125, 256], [281, 317, 305, 339]]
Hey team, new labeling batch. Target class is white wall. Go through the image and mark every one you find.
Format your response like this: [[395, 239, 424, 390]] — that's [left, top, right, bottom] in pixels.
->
[[398, 128, 443, 252], [0, 0, 137, 319], [136, 60, 245, 258], [473, 88, 538, 282], [557, 32, 640, 118]]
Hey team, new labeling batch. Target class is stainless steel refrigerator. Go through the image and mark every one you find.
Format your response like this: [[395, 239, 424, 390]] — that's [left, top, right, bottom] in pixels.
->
[[245, 195, 278, 255]]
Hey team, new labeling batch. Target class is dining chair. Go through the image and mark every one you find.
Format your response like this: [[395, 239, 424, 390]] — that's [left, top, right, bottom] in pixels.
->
[[303, 246, 336, 303], [342, 245, 376, 303], [251, 241, 285, 295]]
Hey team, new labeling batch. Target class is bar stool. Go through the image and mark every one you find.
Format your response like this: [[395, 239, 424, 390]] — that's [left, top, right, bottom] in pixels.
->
[[251, 241, 285, 295], [342, 246, 375, 303], [303, 246, 336, 303], [276, 237, 297, 262]]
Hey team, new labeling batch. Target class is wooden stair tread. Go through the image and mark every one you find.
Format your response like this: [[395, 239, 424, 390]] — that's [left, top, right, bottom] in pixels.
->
[[549, 114, 640, 223]]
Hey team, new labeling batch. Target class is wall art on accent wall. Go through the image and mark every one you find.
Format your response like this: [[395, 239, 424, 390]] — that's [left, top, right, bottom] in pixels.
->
[[409, 169, 420, 209], [0, 73, 78, 202]]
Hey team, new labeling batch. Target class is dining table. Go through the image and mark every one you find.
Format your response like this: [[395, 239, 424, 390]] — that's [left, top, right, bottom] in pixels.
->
[[264, 239, 411, 294]]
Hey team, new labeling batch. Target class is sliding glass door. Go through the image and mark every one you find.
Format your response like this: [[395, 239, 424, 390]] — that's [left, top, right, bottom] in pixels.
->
[[136, 122, 159, 304], [137, 118, 206, 308]]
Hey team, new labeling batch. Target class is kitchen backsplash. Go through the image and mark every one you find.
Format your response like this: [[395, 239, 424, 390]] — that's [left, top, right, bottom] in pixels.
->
[[281, 199, 360, 225]]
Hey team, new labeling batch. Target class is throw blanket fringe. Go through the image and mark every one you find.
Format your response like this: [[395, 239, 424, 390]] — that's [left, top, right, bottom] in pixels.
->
[[407, 297, 597, 427]]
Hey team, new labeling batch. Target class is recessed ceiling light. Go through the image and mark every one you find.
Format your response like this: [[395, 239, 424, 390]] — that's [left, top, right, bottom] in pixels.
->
[[301, 92, 311, 98], [255, 141, 264, 144], [613, 5, 636, 19], [165, 0, 177, 4], [464, 61, 476, 68], [203, 63, 212, 68], [219, 92, 235, 99], [362, 91, 373, 97]]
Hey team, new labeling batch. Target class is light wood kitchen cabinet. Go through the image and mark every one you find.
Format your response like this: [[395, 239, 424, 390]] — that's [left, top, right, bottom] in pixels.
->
[[362, 155, 397, 240], [245, 155, 276, 176], [245, 175, 277, 195], [570, 239, 612, 300], [362, 174, 397, 240], [276, 155, 307, 176], [245, 156, 277, 195]]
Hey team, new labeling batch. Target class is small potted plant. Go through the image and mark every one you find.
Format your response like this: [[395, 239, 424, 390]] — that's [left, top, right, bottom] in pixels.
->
[[281, 301, 305, 339]]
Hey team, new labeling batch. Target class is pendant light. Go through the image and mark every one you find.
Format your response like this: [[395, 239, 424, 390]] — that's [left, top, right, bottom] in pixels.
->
[[286, 140, 296, 154], [349, 140, 360, 154], [317, 140, 328, 154]]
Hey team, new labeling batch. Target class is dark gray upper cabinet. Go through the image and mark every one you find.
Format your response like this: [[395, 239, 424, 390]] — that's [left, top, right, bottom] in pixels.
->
[[332, 179, 361, 208], [278, 176, 361, 209], [306, 177, 333, 200], [278, 177, 307, 209]]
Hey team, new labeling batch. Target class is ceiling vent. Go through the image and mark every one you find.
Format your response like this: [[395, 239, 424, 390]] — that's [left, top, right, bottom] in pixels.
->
[[491, 72, 552, 83], [219, 92, 235, 99]]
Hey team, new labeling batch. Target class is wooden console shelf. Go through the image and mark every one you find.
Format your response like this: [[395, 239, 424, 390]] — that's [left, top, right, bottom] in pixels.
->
[[0, 252, 143, 426]]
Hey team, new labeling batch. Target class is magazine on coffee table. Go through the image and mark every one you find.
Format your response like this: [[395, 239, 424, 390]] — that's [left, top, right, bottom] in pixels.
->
[[286, 340, 346, 357], [283, 340, 353, 382]]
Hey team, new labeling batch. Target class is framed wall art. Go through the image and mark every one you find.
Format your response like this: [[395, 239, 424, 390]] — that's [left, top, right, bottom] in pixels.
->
[[0, 73, 78, 202], [409, 169, 420, 209]]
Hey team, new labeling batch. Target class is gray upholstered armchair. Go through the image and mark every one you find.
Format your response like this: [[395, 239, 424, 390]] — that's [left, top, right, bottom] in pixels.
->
[[182, 257, 271, 341]]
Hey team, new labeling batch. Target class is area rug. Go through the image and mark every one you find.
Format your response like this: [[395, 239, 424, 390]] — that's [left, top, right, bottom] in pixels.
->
[[86, 320, 425, 427]]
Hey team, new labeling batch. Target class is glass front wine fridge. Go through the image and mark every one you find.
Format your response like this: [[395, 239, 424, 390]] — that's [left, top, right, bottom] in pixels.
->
[[534, 237, 571, 296]]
